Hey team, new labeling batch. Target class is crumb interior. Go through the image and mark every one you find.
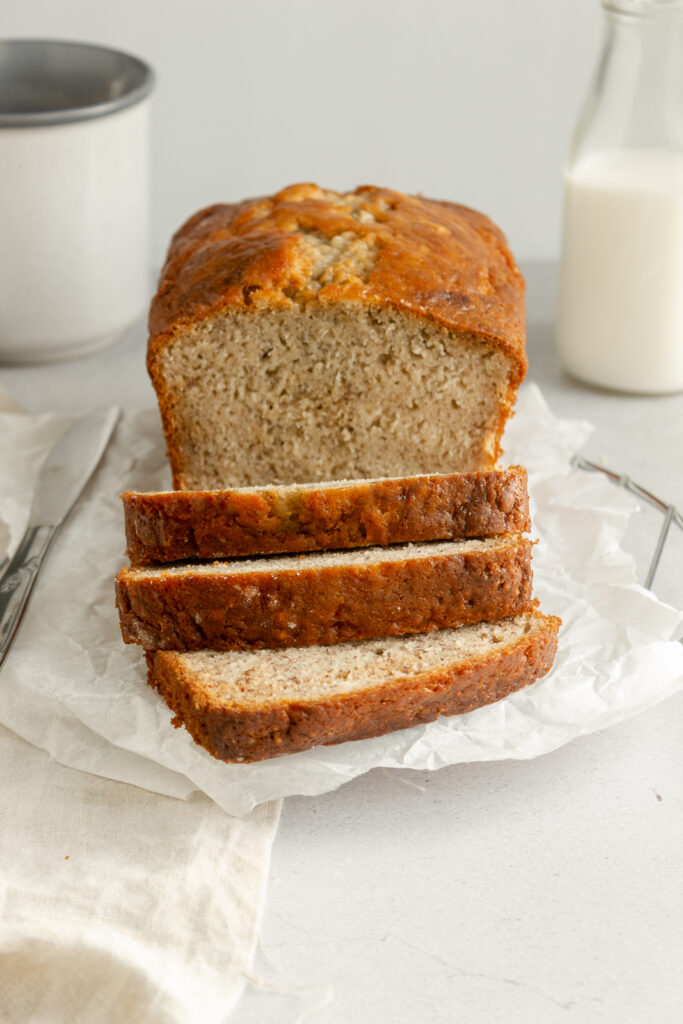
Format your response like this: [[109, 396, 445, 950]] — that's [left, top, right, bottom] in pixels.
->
[[128, 535, 519, 579], [166, 613, 542, 707], [158, 305, 513, 488]]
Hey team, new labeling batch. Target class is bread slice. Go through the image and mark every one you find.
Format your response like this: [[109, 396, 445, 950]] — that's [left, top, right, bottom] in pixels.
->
[[147, 184, 527, 490], [115, 535, 534, 651], [146, 611, 560, 762], [121, 466, 530, 566]]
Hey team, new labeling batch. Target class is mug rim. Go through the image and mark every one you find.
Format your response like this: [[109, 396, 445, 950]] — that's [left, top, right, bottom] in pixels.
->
[[0, 38, 155, 127]]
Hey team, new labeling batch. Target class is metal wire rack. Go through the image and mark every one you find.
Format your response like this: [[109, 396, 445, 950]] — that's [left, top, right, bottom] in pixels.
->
[[572, 455, 683, 594]]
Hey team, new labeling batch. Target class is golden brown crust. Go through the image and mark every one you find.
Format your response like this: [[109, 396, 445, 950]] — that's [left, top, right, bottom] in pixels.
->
[[121, 467, 530, 565], [115, 537, 535, 651], [145, 614, 560, 762], [148, 184, 526, 367]]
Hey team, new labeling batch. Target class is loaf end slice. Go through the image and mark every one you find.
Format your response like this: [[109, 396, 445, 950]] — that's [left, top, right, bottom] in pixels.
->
[[146, 611, 561, 762], [115, 535, 535, 651], [121, 466, 530, 565]]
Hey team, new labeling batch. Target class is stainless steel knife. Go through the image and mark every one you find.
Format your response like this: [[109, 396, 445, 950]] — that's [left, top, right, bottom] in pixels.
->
[[0, 406, 120, 668]]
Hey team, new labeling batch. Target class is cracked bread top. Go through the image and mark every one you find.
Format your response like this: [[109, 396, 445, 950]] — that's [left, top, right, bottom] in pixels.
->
[[148, 183, 527, 380]]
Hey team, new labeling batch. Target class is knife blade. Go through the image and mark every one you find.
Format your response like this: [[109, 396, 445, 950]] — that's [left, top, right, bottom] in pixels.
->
[[0, 406, 120, 668]]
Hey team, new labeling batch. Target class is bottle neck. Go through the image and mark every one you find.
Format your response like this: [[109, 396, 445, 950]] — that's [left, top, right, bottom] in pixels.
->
[[569, 3, 683, 164], [602, 1, 683, 14]]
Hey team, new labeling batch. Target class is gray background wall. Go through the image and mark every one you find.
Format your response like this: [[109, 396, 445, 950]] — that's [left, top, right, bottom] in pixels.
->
[[3, 0, 603, 266]]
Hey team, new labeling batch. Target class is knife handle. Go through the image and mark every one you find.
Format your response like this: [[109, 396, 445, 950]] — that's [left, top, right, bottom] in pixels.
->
[[0, 524, 56, 669]]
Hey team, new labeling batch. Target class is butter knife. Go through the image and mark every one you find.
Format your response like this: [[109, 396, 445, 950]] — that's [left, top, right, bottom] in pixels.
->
[[0, 406, 119, 668]]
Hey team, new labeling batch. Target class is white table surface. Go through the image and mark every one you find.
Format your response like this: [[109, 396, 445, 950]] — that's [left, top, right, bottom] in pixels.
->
[[2, 263, 682, 1024]]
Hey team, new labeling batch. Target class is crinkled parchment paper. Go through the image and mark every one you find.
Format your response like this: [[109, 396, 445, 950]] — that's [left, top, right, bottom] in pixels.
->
[[1, 385, 681, 816]]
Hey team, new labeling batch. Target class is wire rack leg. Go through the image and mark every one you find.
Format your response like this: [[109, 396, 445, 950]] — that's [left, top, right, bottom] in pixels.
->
[[645, 505, 676, 591]]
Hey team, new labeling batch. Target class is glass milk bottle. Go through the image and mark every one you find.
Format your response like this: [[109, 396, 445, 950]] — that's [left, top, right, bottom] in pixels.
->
[[557, 0, 683, 393]]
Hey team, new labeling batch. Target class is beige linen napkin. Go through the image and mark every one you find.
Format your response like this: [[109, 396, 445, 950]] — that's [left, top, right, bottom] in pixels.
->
[[0, 726, 280, 1024], [0, 382, 281, 1024]]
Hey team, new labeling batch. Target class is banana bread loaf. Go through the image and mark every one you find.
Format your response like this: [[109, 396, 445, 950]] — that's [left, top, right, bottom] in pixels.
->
[[121, 466, 530, 565], [147, 183, 526, 489], [146, 611, 560, 762]]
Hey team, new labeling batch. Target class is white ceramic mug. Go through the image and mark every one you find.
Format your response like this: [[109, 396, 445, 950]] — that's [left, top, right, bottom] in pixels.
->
[[0, 39, 154, 363]]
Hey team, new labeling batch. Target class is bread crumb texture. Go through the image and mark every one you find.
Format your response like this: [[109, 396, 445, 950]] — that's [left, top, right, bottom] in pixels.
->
[[167, 612, 546, 706]]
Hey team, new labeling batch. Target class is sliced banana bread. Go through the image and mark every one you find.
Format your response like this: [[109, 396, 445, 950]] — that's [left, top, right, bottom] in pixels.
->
[[121, 466, 530, 565], [146, 611, 560, 762], [115, 535, 534, 651]]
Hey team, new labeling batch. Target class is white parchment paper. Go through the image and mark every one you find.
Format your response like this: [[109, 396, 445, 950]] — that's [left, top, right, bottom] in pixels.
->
[[1, 385, 682, 816]]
